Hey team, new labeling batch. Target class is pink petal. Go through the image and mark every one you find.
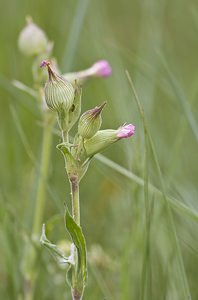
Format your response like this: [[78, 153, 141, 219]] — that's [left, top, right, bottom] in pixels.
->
[[117, 124, 135, 138], [91, 60, 112, 77]]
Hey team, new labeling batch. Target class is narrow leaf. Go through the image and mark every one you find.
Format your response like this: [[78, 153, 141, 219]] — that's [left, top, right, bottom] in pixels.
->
[[12, 80, 37, 99], [40, 224, 74, 266], [126, 71, 192, 300], [65, 207, 87, 284]]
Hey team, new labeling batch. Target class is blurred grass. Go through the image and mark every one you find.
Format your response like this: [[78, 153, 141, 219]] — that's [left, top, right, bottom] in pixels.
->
[[0, 0, 198, 299]]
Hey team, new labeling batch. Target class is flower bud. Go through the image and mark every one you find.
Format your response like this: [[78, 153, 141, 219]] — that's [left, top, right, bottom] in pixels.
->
[[63, 60, 112, 84], [89, 60, 112, 78], [18, 17, 48, 56], [78, 102, 106, 139], [117, 123, 135, 139], [41, 60, 75, 112], [84, 123, 135, 157]]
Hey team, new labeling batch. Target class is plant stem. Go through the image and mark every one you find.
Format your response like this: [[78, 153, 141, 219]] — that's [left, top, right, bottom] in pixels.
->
[[70, 176, 82, 300], [24, 111, 55, 300], [70, 176, 80, 225], [62, 130, 69, 143], [32, 112, 55, 236]]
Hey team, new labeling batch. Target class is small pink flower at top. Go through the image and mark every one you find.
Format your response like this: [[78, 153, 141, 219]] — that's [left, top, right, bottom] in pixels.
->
[[117, 124, 135, 139], [62, 59, 112, 83], [90, 60, 112, 78], [40, 60, 50, 68]]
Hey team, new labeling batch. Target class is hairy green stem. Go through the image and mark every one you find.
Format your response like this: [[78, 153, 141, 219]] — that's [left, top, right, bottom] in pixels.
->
[[70, 176, 80, 225], [62, 130, 69, 143], [70, 176, 83, 300]]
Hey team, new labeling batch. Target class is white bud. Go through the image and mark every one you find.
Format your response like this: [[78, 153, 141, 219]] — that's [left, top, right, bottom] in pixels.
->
[[18, 17, 48, 56]]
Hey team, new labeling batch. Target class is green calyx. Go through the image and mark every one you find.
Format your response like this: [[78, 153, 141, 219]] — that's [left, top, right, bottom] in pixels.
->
[[84, 129, 118, 157], [44, 62, 75, 112], [78, 102, 106, 139], [68, 82, 82, 131]]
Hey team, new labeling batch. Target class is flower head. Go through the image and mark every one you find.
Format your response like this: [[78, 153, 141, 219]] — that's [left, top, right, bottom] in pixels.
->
[[63, 60, 112, 84], [89, 60, 112, 78]]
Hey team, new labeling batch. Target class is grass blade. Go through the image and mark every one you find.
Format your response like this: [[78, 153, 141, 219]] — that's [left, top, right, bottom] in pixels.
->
[[158, 52, 198, 142], [126, 71, 192, 299], [61, 0, 90, 71], [12, 80, 37, 99], [140, 101, 152, 300], [10, 105, 62, 212], [95, 154, 198, 223]]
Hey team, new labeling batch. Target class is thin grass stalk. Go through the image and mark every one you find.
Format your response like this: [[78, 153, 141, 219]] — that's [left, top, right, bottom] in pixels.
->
[[24, 112, 55, 300], [157, 51, 198, 142], [32, 113, 55, 235], [95, 154, 198, 223], [61, 0, 90, 70], [89, 263, 113, 300], [10, 105, 62, 212], [140, 124, 151, 300], [126, 71, 192, 299]]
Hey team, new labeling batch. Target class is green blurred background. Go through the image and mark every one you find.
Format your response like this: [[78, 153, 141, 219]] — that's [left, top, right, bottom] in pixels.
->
[[0, 0, 198, 299]]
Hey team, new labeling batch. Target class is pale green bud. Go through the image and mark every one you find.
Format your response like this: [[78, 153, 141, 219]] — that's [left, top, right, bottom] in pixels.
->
[[84, 123, 135, 157], [41, 61, 75, 112], [63, 60, 112, 85], [84, 129, 118, 157], [78, 102, 106, 139], [18, 17, 48, 56]]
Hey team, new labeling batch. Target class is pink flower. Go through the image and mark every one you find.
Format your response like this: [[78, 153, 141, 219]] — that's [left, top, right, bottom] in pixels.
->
[[90, 60, 112, 78], [63, 60, 112, 83], [40, 60, 49, 68], [117, 124, 135, 139]]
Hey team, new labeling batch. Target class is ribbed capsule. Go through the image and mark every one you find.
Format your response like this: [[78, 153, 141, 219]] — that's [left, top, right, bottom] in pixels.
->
[[41, 61, 75, 112], [78, 102, 106, 139]]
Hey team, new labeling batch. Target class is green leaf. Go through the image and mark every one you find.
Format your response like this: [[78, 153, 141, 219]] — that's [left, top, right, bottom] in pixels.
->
[[12, 80, 37, 99], [40, 224, 74, 267], [57, 142, 75, 160], [65, 207, 87, 285]]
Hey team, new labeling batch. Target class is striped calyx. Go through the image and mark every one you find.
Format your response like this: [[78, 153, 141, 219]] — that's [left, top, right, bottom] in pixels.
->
[[84, 129, 118, 157], [84, 123, 135, 157], [41, 60, 75, 112], [78, 102, 106, 139]]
